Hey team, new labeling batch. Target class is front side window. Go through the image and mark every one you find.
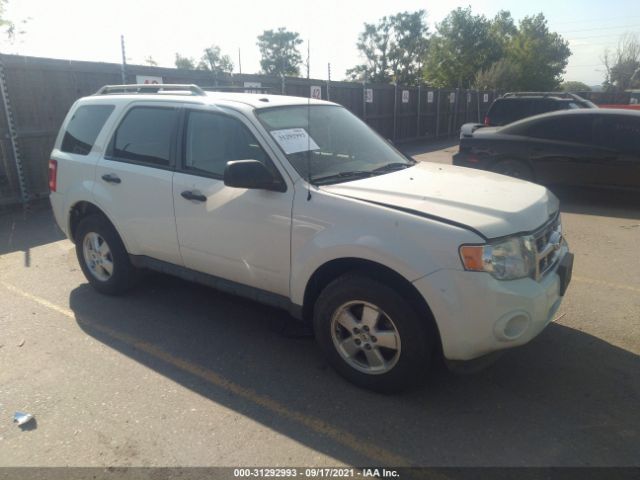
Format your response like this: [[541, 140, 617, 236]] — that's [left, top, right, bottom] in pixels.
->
[[111, 107, 178, 167], [596, 116, 640, 153], [184, 110, 270, 177], [256, 105, 414, 184], [61, 105, 114, 155]]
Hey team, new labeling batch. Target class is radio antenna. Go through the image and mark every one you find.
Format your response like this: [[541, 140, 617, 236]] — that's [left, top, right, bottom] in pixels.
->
[[306, 39, 312, 201]]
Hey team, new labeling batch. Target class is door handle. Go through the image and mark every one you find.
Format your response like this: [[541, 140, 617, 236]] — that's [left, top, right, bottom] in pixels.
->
[[101, 174, 121, 184], [181, 190, 207, 202]]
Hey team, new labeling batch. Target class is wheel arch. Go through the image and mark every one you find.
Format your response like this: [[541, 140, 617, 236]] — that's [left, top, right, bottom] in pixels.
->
[[68, 201, 123, 247], [302, 257, 442, 352]]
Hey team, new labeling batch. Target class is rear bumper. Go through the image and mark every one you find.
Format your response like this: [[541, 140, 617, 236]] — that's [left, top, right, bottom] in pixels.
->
[[413, 246, 571, 361], [49, 192, 69, 238]]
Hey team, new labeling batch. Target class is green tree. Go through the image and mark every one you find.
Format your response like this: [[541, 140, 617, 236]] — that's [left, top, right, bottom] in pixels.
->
[[474, 58, 519, 90], [1, 0, 27, 43], [603, 33, 640, 91], [560, 81, 591, 92], [347, 10, 429, 85], [175, 53, 196, 70], [424, 8, 570, 90], [507, 14, 571, 91], [198, 45, 234, 74], [257, 28, 303, 76], [423, 8, 499, 88]]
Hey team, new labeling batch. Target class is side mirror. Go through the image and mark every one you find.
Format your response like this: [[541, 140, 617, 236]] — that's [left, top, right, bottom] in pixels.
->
[[223, 160, 285, 192]]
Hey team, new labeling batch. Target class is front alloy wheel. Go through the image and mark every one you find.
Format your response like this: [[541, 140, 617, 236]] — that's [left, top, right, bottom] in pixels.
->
[[331, 301, 401, 375], [314, 273, 435, 392]]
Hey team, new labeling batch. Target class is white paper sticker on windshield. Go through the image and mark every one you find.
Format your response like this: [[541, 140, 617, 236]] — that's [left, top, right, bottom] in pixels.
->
[[270, 128, 320, 155]]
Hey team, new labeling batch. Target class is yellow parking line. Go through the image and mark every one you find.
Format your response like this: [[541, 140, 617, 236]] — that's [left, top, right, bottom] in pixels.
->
[[0, 281, 411, 466], [573, 275, 640, 294]]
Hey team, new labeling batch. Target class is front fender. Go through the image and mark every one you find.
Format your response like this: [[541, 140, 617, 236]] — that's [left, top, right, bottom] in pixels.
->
[[289, 186, 482, 305]]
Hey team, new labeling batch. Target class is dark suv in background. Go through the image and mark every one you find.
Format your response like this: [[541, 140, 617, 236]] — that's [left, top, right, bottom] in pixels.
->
[[483, 92, 597, 126]]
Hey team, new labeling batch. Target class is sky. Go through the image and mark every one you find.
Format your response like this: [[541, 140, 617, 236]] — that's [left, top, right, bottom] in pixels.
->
[[4, 0, 640, 86]]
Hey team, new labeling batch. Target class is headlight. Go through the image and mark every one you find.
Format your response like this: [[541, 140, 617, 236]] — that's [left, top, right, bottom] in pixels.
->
[[459, 236, 536, 280]]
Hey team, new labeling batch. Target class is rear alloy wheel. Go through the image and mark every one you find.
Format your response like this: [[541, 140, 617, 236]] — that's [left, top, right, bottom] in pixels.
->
[[75, 214, 139, 295], [82, 232, 114, 282], [490, 159, 533, 181], [314, 273, 435, 392]]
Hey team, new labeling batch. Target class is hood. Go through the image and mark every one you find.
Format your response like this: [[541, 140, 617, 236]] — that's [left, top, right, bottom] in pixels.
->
[[320, 162, 558, 239]]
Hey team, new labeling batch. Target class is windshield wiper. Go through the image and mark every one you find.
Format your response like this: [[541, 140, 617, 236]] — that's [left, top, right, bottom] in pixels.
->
[[311, 170, 373, 185], [371, 162, 415, 173]]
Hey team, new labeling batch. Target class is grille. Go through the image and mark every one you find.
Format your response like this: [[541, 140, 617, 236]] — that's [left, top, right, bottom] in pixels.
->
[[531, 215, 563, 281]]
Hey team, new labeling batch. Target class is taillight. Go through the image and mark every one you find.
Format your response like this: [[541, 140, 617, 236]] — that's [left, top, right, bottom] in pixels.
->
[[484, 116, 490, 126], [48, 159, 58, 192]]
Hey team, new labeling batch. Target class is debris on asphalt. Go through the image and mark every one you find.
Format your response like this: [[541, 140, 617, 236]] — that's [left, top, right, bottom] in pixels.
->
[[13, 411, 34, 427], [17, 339, 25, 347]]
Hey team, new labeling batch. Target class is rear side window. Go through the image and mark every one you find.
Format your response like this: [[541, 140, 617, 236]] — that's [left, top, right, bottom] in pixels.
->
[[110, 107, 178, 167], [61, 105, 114, 155], [183, 110, 270, 177], [530, 100, 560, 116], [488, 99, 531, 125]]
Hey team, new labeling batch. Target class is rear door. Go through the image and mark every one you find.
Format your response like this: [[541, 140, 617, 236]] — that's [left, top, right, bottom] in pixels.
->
[[93, 103, 182, 265]]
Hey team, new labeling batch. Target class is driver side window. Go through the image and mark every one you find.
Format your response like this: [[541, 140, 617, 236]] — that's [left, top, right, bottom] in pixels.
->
[[183, 110, 271, 178]]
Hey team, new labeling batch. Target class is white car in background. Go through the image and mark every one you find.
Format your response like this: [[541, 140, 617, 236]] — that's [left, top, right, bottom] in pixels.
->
[[49, 84, 573, 392]]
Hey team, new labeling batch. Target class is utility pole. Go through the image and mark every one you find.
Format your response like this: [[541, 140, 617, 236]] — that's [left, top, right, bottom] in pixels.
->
[[238, 48, 242, 75], [327, 62, 331, 101], [306, 40, 310, 79], [120, 35, 127, 84]]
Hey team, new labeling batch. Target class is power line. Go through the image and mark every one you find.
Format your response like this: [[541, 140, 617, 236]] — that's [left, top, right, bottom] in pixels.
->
[[561, 24, 640, 34], [550, 14, 640, 26], [567, 31, 638, 41]]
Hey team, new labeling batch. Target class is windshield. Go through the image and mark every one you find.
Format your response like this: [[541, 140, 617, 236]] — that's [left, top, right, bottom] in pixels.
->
[[256, 105, 414, 185]]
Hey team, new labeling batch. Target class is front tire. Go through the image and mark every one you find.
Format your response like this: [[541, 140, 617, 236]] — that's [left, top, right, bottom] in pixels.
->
[[313, 273, 435, 393], [75, 214, 138, 295]]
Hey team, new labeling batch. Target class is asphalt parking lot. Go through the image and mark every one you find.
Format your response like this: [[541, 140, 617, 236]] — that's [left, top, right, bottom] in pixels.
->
[[1, 141, 639, 468]]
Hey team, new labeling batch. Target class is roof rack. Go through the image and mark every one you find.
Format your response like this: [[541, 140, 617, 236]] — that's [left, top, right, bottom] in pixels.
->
[[201, 85, 273, 93], [502, 92, 584, 101], [95, 84, 207, 96]]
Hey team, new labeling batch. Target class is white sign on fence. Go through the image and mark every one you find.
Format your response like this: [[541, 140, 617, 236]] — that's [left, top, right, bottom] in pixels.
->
[[365, 88, 373, 103], [483, 93, 489, 103], [427, 91, 434, 103], [467, 92, 472, 103], [244, 81, 262, 93], [402, 90, 409, 103], [449, 92, 455, 103], [310, 85, 322, 99], [136, 75, 163, 84]]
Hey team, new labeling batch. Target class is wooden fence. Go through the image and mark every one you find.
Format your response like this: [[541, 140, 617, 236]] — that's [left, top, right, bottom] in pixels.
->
[[0, 54, 499, 206]]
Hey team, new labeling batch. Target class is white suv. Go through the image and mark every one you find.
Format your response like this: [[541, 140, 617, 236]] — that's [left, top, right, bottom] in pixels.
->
[[49, 84, 573, 392]]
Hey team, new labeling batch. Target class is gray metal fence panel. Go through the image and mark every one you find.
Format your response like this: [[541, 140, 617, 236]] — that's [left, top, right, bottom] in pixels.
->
[[0, 54, 504, 206]]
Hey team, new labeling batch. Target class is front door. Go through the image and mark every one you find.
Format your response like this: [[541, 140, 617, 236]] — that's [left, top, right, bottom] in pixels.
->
[[172, 107, 293, 297]]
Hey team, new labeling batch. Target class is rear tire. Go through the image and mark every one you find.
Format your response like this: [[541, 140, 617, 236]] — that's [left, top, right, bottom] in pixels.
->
[[313, 273, 435, 393], [490, 159, 533, 181], [75, 214, 139, 295]]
